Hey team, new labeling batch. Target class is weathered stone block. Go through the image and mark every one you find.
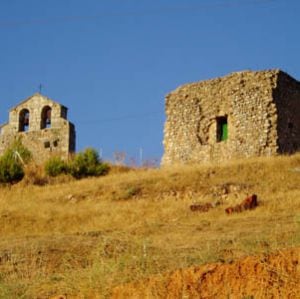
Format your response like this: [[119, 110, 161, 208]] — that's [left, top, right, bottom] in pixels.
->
[[162, 69, 300, 164]]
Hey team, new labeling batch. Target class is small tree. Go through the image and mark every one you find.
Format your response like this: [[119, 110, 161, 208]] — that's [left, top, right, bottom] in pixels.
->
[[44, 148, 109, 179], [69, 148, 109, 179], [0, 140, 32, 184], [9, 138, 32, 164], [44, 156, 68, 177]]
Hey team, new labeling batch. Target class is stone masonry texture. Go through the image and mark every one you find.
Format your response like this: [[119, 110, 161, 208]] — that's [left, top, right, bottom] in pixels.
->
[[162, 69, 300, 165], [0, 93, 76, 163]]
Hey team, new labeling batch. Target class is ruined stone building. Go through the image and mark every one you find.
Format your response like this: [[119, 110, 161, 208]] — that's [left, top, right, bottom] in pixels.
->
[[162, 69, 300, 165], [0, 93, 76, 163]]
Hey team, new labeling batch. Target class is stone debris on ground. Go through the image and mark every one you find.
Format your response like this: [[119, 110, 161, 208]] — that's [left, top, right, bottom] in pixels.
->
[[225, 194, 258, 214], [190, 200, 221, 212]]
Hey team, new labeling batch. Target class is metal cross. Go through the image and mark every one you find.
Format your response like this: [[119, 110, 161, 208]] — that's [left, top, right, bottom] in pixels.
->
[[39, 84, 43, 94]]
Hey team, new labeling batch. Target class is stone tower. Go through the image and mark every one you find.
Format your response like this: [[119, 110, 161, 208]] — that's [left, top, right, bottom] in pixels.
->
[[162, 69, 300, 165], [0, 93, 76, 163]]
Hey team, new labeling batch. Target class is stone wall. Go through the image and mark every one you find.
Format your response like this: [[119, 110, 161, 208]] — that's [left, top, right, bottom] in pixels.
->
[[162, 69, 300, 165], [0, 93, 76, 163], [274, 72, 300, 154]]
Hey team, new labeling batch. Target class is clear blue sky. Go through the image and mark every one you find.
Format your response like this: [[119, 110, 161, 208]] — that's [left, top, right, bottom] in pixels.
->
[[0, 0, 299, 164]]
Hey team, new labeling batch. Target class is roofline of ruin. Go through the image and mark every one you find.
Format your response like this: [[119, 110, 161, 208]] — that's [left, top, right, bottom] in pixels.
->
[[166, 68, 300, 97]]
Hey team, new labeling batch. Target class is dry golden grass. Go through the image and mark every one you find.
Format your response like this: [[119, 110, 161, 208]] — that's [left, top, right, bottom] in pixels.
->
[[0, 154, 299, 298]]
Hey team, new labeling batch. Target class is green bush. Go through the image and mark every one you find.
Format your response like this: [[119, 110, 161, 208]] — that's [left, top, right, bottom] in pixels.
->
[[44, 157, 68, 177], [0, 139, 32, 184], [9, 138, 32, 164], [69, 148, 109, 179], [44, 148, 109, 179], [0, 156, 24, 183]]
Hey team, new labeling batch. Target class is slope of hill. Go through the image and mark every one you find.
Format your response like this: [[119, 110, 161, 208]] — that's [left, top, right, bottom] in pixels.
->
[[0, 154, 299, 298]]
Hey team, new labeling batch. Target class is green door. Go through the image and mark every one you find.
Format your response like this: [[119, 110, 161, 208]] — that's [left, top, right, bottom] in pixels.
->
[[221, 122, 228, 141]]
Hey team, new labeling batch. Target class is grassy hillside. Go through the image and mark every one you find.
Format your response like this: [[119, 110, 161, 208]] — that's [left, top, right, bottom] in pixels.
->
[[0, 154, 300, 298]]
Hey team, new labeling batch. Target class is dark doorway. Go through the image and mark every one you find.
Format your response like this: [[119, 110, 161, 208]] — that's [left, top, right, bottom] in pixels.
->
[[216, 116, 228, 142]]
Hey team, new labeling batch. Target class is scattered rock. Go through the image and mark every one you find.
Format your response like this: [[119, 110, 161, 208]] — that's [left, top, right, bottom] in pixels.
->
[[66, 194, 74, 200], [190, 200, 221, 212], [211, 183, 250, 199], [190, 203, 213, 212], [225, 194, 258, 214], [49, 295, 67, 299]]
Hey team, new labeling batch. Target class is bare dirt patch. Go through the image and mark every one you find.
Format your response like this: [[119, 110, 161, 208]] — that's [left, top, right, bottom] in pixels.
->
[[112, 247, 300, 298]]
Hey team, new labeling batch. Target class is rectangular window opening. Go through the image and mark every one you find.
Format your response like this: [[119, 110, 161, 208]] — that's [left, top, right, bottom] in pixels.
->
[[216, 116, 228, 142], [44, 141, 51, 148]]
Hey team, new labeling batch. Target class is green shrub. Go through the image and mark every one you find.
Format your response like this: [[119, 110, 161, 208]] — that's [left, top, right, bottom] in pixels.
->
[[44, 157, 68, 177], [9, 138, 32, 164], [69, 148, 109, 179], [0, 151, 24, 183], [0, 139, 32, 184], [44, 148, 109, 179]]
